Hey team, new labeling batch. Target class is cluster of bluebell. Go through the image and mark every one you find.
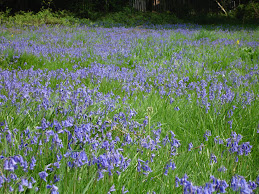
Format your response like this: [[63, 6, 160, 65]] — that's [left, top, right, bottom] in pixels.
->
[[226, 132, 252, 162], [175, 174, 258, 194], [0, 25, 258, 193]]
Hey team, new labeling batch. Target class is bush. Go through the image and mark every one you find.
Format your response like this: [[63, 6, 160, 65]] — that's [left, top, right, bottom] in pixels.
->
[[97, 7, 182, 27], [0, 8, 84, 27], [233, 2, 259, 23]]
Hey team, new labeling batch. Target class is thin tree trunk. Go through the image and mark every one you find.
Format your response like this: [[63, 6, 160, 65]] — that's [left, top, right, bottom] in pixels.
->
[[215, 0, 228, 16], [147, 0, 153, 12]]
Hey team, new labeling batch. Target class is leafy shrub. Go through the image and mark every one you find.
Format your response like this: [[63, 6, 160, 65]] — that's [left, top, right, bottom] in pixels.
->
[[239, 47, 258, 62], [233, 2, 259, 23], [98, 7, 182, 27], [0, 9, 84, 27]]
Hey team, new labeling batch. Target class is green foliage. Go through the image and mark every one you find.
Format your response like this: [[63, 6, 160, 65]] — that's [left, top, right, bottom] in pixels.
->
[[0, 8, 11, 25], [98, 8, 182, 27], [239, 46, 258, 62], [0, 24, 258, 193], [0, 8, 84, 27], [232, 2, 259, 23]]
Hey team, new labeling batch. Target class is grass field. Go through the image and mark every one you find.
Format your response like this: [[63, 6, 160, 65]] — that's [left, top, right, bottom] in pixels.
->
[[0, 23, 258, 193]]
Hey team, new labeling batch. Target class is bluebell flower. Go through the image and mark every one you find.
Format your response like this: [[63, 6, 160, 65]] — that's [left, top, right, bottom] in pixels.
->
[[188, 142, 193, 151], [256, 175, 259, 186], [21, 178, 29, 187], [248, 181, 257, 190], [49, 184, 59, 194], [199, 143, 204, 153], [18, 184, 24, 192], [0, 175, 6, 188], [28, 181, 33, 189], [115, 136, 120, 142], [122, 185, 129, 194], [214, 136, 224, 144], [53, 175, 60, 183], [54, 162, 60, 168], [218, 166, 227, 172], [97, 170, 105, 181], [210, 153, 217, 164], [180, 174, 188, 185], [9, 173, 18, 181], [31, 177, 36, 183], [4, 157, 17, 172], [107, 184, 115, 194], [125, 134, 132, 144], [228, 120, 233, 128], [174, 107, 180, 111], [204, 130, 211, 141], [231, 175, 253, 193], [39, 171, 48, 182], [9, 186, 14, 192], [30, 156, 37, 170], [150, 153, 155, 162]]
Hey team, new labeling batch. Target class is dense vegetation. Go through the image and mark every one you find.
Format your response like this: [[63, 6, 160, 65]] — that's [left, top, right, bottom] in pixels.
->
[[0, 0, 258, 24], [0, 8, 258, 194]]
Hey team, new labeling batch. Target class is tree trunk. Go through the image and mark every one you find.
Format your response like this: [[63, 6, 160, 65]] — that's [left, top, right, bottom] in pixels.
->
[[147, 0, 153, 12]]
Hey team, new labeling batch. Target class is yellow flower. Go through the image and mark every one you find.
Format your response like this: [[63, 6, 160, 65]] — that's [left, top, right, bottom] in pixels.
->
[[11, 34, 14, 38], [236, 40, 239, 45]]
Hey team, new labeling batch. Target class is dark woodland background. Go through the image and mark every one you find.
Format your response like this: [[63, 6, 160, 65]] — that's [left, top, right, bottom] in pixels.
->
[[0, 0, 258, 23]]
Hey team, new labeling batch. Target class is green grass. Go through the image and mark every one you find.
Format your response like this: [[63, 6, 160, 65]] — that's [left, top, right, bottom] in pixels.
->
[[0, 16, 258, 193]]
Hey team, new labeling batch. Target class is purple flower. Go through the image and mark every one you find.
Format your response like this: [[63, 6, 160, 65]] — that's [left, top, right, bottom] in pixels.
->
[[256, 175, 259, 186], [248, 181, 257, 190], [188, 142, 193, 151], [122, 186, 129, 194], [218, 166, 227, 172], [18, 184, 24, 192], [214, 136, 223, 144], [3, 157, 17, 172], [31, 177, 36, 183], [30, 156, 36, 170], [53, 175, 60, 183], [175, 176, 180, 187], [204, 130, 211, 141], [54, 162, 60, 168], [28, 181, 33, 189], [231, 175, 253, 193], [210, 153, 217, 164], [228, 120, 233, 128], [0, 175, 6, 187], [164, 160, 176, 176], [97, 170, 105, 181], [199, 143, 204, 153], [9, 186, 14, 192], [21, 178, 29, 187], [49, 184, 59, 194], [107, 184, 115, 194], [39, 171, 48, 182], [125, 134, 132, 144], [137, 159, 152, 175], [174, 107, 180, 111]]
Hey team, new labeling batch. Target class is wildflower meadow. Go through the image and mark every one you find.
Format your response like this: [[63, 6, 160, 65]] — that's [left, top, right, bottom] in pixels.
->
[[0, 23, 258, 193]]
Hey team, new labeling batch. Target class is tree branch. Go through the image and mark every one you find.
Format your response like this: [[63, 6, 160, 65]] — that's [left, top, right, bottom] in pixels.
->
[[215, 0, 228, 16]]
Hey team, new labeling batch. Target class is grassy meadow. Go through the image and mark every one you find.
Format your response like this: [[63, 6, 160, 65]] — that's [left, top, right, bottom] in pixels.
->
[[0, 18, 259, 193]]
